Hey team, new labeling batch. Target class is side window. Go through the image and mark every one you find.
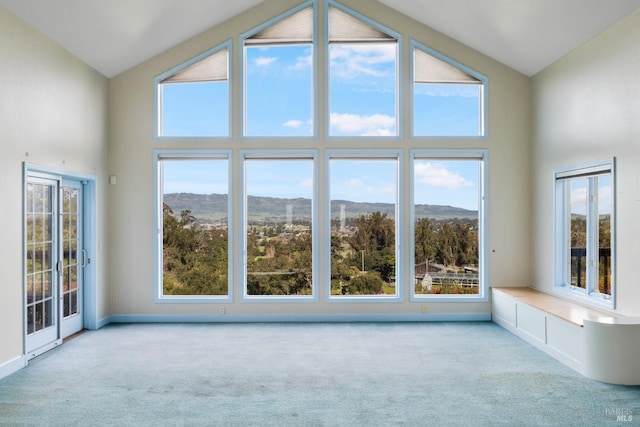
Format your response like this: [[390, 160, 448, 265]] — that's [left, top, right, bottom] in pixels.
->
[[328, 2, 399, 137], [554, 160, 615, 307], [157, 153, 231, 299], [411, 153, 486, 298], [242, 153, 316, 298], [328, 153, 400, 298], [242, 4, 314, 137], [412, 41, 486, 137], [156, 43, 230, 137]]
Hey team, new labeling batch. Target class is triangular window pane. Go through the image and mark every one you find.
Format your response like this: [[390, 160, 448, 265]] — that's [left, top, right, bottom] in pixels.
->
[[161, 48, 228, 84], [414, 48, 480, 84], [245, 6, 313, 45], [329, 6, 395, 43]]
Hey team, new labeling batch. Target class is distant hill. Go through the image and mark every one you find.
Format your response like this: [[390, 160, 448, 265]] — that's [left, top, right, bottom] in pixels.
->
[[163, 193, 477, 221]]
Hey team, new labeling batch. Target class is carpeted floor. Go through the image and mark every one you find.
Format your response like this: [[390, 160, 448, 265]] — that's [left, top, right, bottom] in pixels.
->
[[0, 322, 638, 426]]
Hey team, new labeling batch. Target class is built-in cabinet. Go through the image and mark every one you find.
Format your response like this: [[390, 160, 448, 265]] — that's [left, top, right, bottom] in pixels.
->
[[492, 287, 640, 385]]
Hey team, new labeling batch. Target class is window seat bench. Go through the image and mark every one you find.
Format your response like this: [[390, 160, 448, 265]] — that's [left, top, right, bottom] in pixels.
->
[[491, 286, 640, 385]]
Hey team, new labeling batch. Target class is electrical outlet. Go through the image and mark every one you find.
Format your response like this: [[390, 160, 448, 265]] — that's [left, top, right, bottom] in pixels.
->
[[421, 305, 428, 314], [111, 296, 119, 306], [219, 306, 225, 315]]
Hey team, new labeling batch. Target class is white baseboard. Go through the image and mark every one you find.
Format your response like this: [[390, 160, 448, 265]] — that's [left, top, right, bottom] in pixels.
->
[[108, 312, 491, 323], [0, 355, 27, 381]]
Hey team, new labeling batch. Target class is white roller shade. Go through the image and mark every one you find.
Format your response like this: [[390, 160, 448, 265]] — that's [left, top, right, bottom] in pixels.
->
[[329, 6, 395, 43], [161, 48, 228, 84], [245, 6, 313, 45], [414, 49, 480, 84]]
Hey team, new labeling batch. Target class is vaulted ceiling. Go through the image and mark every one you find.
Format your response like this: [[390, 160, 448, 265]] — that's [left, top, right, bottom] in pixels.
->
[[2, 0, 640, 78]]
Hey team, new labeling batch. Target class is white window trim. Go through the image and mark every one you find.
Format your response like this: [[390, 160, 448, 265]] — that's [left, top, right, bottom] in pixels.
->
[[325, 149, 404, 302], [409, 149, 489, 302], [553, 158, 616, 310], [409, 39, 488, 140], [154, 40, 233, 141], [325, 0, 403, 141], [154, 149, 234, 303], [239, 150, 319, 302]]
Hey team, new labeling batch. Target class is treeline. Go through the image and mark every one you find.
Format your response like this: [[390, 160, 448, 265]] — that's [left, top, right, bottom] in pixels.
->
[[162, 204, 479, 296], [414, 217, 479, 268], [163, 204, 228, 295]]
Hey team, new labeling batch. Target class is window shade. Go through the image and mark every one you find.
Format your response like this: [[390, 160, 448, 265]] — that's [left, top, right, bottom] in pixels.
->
[[414, 49, 480, 84], [555, 163, 612, 180], [245, 6, 314, 45], [329, 6, 395, 43], [161, 49, 228, 84]]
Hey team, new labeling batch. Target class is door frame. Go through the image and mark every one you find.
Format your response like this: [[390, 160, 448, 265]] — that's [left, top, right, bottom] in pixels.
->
[[23, 163, 98, 357]]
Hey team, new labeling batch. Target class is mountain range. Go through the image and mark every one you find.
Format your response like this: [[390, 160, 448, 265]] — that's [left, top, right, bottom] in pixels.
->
[[164, 193, 477, 220]]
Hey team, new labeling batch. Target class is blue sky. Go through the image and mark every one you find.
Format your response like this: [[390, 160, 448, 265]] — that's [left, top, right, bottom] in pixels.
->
[[163, 158, 480, 211], [569, 176, 612, 216], [161, 42, 482, 210]]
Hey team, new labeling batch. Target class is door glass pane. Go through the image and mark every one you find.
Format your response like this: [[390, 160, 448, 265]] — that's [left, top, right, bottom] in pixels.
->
[[329, 157, 398, 296], [244, 158, 314, 296], [597, 175, 612, 295], [62, 187, 80, 318], [413, 159, 481, 295], [26, 183, 56, 334], [569, 178, 588, 289], [161, 159, 229, 296]]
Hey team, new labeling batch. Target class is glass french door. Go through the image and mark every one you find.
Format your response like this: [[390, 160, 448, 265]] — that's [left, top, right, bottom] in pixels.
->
[[25, 177, 60, 354], [25, 175, 84, 356], [60, 180, 84, 338]]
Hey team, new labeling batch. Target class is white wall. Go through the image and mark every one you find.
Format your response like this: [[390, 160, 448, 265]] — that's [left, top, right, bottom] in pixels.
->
[[108, 0, 532, 320], [532, 10, 640, 316], [0, 6, 109, 367]]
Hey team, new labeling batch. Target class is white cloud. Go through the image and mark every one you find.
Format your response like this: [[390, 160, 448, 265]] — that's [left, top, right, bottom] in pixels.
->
[[330, 112, 396, 136], [293, 54, 312, 70], [255, 57, 277, 67], [414, 162, 473, 190], [283, 120, 303, 128], [330, 44, 396, 80]]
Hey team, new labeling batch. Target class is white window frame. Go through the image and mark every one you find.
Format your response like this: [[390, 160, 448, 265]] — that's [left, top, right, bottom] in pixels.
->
[[554, 158, 616, 309], [154, 41, 232, 140], [154, 150, 233, 303], [240, 150, 319, 302], [410, 40, 488, 140], [409, 149, 488, 302], [325, 149, 403, 302]]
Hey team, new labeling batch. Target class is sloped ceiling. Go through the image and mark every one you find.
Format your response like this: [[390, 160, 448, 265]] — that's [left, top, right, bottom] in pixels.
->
[[1, 0, 640, 78]]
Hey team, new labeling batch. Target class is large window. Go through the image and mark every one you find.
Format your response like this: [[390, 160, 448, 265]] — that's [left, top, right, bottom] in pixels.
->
[[411, 151, 486, 299], [156, 153, 231, 300], [554, 159, 615, 307], [153, 1, 489, 304], [328, 153, 400, 298], [242, 153, 316, 298]]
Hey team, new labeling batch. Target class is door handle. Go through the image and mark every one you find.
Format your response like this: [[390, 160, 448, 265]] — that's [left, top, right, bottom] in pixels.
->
[[81, 249, 88, 267]]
